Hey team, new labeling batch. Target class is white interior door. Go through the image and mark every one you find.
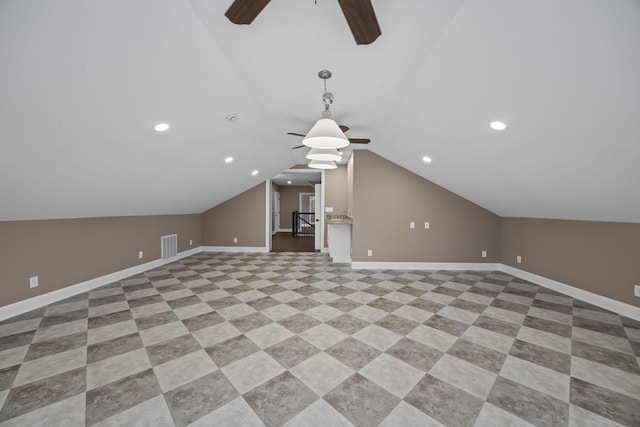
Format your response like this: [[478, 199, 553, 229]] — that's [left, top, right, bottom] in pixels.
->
[[314, 184, 321, 250], [274, 191, 280, 232]]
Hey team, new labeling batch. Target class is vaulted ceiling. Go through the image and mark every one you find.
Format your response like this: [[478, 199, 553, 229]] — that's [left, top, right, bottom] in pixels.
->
[[1, 0, 638, 222]]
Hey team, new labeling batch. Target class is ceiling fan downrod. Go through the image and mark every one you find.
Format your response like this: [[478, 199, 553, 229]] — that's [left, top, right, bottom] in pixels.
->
[[319, 70, 334, 118]]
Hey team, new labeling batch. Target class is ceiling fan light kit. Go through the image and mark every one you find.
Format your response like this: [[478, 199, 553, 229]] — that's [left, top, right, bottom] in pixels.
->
[[306, 147, 342, 161], [308, 159, 338, 169], [303, 118, 350, 149]]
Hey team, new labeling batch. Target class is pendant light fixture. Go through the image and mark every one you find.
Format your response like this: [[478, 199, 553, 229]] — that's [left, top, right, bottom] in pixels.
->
[[303, 70, 349, 150]]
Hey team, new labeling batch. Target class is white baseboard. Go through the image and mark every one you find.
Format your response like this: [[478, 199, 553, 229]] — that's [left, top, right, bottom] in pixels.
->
[[201, 246, 269, 253], [351, 262, 500, 271], [500, 265, 640, 321], [0, 246, 203, 322], [275, 228, 292, 233]]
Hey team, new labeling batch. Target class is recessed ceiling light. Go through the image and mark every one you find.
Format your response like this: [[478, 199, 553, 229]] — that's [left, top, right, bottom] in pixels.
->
[[251, 170, 259, 176], [287, 181, 292, 184], [422, 156, 432, 163], [154, 123, 170, 132], [224, 156, 234, 163], [490, 121, 506, 131]]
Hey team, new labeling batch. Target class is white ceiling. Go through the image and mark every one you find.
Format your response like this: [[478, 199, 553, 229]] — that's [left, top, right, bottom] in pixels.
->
[[1, 0, 639, 222]]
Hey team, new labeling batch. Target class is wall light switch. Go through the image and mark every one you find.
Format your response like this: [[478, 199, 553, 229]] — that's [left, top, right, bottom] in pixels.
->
[[409, 222, 415, 229], [424, 222, 430, 229], [367, 249, 373, 257], [482, 250, 487, 258], [517, 255, 522, 264], [189, 239, 193, 246], [233, 237, 238, 244], [29, 276, 38, 288], [138, 251, 143, 259]]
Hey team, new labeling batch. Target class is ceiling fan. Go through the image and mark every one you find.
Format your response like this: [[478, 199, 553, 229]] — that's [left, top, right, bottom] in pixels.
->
[[224, 0, 381, 45], [288, 69, 371, 149]]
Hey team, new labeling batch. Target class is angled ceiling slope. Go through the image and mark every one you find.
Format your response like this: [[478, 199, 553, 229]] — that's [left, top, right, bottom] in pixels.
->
[[1, 0, 639, 223]]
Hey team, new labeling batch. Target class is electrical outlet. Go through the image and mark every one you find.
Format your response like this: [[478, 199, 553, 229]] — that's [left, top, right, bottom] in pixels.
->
[[635, 285, 640, 297], [424, 222, 430, 229], [138, 251, 143, 259], [233, 237, 238, 243], [409, 222, 415, 229], [189, 239, 193, 246], [517, 255, 522, 264], [482, 250, 487, 258], [29, 276, 38, 288], [367, 249, 373, 257]]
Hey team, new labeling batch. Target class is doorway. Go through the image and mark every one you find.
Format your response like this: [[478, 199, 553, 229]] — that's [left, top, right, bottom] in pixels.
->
[[268, 169, 324, 253]]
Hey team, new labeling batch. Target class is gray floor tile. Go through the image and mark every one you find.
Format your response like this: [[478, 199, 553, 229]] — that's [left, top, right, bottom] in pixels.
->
[[424, 314, 469, 336], [325, 337, 381, 371], [570, 377, 640, 427], [205, 334, 260, 367], [164, 370, 238, 427], [0, 367, 86, 423], [264, 335, 320, 369], [325, 373, 401, 426], [87, 332, 142, 364], [145, 334, 201, 366], [511, 335, 570, 370], [24, 331, 87, 362], [326, 314, 370, 335], [277, 313, 321, 334], [447, 338, 506, 374], [244, 371, 318, 427], [487, 376, 569, 426], [375, 314, 419, 336], [88, 310, 133, 330], [134, 311, 179, 331], [473, 315, 520, 337], [386, 337, 443, 372], [572, 340, 640, 375], [405, 374, 483, 427]]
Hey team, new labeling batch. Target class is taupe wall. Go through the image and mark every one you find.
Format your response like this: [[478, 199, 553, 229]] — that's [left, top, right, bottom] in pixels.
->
[[0, 214, 201, 307], [278, 185, 313, 229], [351, 150, 500, 263], [202, 182, 266, 247], [324, 165, 348, 246], [501, 218, 640, 306]]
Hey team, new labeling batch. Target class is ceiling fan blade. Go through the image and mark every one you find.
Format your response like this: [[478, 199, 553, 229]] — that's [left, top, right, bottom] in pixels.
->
[[291, 145, 305, 149], [348, 138, 370, 144], [339, 125, 350, 132], [287, 132, 306, 137], [225, 0, 271, 25], [337, 0, 381, 45]]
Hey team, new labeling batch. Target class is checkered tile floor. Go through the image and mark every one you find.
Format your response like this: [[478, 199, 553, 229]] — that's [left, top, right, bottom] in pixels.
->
[[1, 252, 639, 426]]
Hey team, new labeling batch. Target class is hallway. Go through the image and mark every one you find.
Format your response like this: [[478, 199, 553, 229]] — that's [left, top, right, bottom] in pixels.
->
[[271, 232, 316, 253]]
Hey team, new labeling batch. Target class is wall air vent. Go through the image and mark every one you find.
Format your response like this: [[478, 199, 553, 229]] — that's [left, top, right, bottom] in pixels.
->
[[161, 234, 177, 260]]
